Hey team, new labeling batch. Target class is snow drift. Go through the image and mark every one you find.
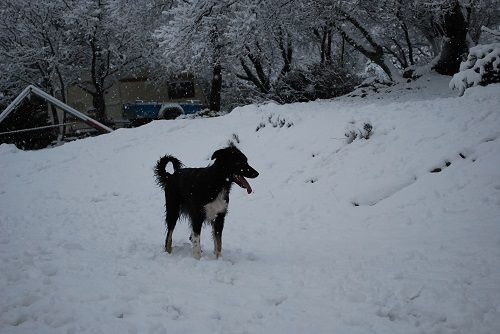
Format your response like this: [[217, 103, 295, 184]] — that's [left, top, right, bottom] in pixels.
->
[[1, 75, 499, 334]]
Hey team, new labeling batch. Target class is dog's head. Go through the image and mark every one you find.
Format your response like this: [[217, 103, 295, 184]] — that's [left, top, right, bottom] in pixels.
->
[[211, 146, 259, 194]]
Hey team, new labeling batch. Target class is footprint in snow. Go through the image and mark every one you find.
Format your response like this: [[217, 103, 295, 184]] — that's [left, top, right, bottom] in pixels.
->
[[90, 196, 104, 203], [162, 305, 183, 320], [266, 294, 288, 306], [8, 313, 30, 327], [214, 271, 237, 285], [62, 242, 85, 251], [430, 161, 451, 173], [19, 293, 41, 307], [40, 264, 58, 277], [210, 311, 222, 320]]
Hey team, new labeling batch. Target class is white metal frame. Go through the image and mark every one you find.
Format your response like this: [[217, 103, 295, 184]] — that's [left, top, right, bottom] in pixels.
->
[[0, 85, 113, 133]]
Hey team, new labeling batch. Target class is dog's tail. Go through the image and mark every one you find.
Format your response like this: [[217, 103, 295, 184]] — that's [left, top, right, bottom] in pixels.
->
[[154, 155, 183, 189]]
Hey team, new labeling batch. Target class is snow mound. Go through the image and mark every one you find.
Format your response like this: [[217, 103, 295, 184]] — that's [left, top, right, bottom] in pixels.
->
[[1, 77, 500, 333]]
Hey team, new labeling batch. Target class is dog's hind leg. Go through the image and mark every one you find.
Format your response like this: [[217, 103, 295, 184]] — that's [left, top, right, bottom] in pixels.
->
[[212, 214, 225, 259], [165, 197, 180, 254], [165, 230, 173, 253]]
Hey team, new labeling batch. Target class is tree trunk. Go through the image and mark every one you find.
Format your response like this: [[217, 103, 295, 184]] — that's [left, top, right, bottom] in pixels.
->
[[47, 88, 64, 141], [277, 28, 293, 78], [340, 36, 346, 67], [333, 11, 398, 80], [209, 63, 222, 112], [315, 27, 333, 65], [48, 99, 60, 126], [89, 36, 107, 123], [92, 86, 107, 123], [54, 69, 68, 140], [433, 0, 469, 75], [236, 44, 271, 95]]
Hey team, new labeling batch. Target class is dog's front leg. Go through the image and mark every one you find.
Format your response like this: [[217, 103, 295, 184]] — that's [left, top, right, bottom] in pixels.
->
[[212, 214, 225, 259], [190, 216, 203, 260], [191, 233, 201, 260]]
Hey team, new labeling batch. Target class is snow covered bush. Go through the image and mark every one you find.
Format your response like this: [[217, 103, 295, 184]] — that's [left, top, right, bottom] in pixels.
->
[[450, 43, 500, 96], [345, 122, 373, 144]]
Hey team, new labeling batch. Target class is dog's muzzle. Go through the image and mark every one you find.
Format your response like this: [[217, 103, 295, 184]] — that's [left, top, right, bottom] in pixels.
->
[[233, 166, 259, 194]]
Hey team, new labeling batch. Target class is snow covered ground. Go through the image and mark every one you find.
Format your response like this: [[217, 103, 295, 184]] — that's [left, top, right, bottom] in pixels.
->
[[1, 75, 500, 334]]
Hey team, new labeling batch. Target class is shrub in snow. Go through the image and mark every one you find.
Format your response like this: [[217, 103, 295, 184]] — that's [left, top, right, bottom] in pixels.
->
[[227, 133, 240, 146], [345, 122, 373, 144], [450, 42, 500, 96], [274, 62, 360, 103]]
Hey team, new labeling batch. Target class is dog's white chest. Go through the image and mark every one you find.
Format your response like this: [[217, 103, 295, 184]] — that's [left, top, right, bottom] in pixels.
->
[[204, 190, 228, 222]]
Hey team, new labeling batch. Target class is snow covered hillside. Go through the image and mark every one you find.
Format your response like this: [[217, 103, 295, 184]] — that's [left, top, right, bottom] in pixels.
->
[[1, 76, 500, 334]]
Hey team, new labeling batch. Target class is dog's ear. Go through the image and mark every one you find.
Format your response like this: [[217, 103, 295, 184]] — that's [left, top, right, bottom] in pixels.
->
[[211, 149, 225, 160]]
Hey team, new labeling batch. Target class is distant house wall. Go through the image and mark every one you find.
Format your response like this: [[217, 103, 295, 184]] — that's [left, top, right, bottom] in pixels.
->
[[66, 75, 206, 122]]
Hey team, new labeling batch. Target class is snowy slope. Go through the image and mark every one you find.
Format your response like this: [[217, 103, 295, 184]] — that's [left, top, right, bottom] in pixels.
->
[[1, 75, 500, 334]]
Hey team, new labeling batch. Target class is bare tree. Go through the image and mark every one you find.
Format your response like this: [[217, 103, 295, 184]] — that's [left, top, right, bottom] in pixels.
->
[[0, 0, 77, 124], [156, 0, 240, 112], [67, 0, 149, 123]]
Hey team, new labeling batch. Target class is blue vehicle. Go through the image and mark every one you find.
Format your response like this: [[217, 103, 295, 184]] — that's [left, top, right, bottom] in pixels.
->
[[122, 101, 203, 127]]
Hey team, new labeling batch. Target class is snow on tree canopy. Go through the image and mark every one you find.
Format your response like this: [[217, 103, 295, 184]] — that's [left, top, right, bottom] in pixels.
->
[[450, 43, 500, 96]]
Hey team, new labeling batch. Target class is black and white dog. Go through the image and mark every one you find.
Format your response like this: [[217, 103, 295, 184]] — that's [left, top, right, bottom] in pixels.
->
[[154, 145, 259, 259]]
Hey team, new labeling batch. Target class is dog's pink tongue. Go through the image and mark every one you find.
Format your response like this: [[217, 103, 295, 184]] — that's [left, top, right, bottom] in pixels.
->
[[245, 182, 252, 194], [235, 175, 252, 194]]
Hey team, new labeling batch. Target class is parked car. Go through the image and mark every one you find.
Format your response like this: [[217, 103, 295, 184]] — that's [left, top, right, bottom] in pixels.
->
[[122, 101, 203, 127]]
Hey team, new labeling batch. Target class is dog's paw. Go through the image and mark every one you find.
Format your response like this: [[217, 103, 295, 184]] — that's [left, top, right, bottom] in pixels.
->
[[214, 251, 222, 259], [193, 250, 201, 260]]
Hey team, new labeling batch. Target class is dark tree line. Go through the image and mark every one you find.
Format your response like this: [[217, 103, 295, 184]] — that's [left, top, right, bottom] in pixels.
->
[[1, 0, 499, 117]]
